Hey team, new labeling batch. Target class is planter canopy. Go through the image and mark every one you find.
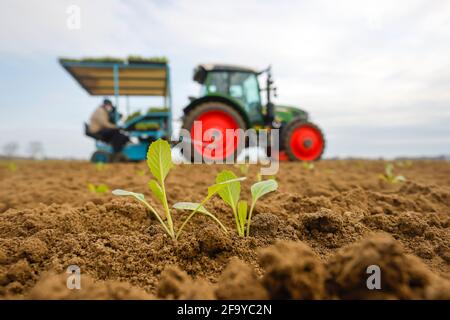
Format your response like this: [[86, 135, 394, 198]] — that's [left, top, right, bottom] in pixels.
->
[[59, 59, 169, 97]]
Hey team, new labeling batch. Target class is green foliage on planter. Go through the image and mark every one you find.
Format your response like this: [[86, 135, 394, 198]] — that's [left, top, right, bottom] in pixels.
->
[[147, 107, 169, 113], [135, 122, 160, 131], [125, 111, 142, 123]]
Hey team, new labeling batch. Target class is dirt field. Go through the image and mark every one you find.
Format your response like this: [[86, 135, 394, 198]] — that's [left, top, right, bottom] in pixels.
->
[[0, 159, 449, 299]]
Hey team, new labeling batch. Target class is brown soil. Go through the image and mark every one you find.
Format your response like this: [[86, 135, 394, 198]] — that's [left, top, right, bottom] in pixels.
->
[[0, 159, 449, 299]]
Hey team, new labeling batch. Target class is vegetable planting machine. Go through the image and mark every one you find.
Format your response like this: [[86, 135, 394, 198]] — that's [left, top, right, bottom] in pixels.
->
[[60, 58, 325, 162], [59, 58, 172, 162]]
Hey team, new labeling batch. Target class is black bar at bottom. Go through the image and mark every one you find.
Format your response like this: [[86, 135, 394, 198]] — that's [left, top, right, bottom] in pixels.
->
[[0, 300, 443, 319]]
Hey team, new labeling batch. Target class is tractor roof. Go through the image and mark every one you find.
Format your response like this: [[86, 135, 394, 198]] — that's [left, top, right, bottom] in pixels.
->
[[193, 64, 258, 84]]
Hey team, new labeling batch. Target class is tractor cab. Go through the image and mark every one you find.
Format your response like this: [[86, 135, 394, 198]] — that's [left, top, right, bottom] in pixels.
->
[[193, 64, 265, 125]]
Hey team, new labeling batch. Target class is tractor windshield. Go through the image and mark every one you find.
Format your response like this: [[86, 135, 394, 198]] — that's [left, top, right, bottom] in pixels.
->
[[202, 71, 263, 122]]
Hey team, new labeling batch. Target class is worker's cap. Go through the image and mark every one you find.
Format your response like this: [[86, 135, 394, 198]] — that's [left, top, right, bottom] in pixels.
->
[[103, 98, 113, 106]]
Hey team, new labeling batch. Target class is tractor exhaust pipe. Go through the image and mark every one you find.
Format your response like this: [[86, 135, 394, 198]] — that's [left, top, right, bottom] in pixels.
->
[[262, 65, 276, 125]]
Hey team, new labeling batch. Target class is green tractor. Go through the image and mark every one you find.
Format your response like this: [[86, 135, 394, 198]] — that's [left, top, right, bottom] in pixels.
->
[[182, 64, 325, 162]]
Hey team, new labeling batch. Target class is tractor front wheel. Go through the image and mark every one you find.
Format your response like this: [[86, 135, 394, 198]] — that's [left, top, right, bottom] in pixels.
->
[[181, 101, 246, 162], [282, 120, 325, 161], [90, 150, 112, 163]]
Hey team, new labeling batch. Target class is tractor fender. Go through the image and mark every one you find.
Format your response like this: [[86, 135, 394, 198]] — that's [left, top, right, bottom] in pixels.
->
[[278, 115, 310, 150], [281, 118, 326, 160], [183, 95, 250, 128]]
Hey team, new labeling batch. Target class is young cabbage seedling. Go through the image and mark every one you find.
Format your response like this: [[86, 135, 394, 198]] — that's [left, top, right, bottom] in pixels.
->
[[302, 161, 315, 170], [113, 139, 176, 238], [256, 172, 276, 182], [95, 162, 107, 171], [216, 170, 243, 235], [7, 162, 17, 172], [136, 169, 146, 176], [396, 160, 413, 168], [172, 176, 245, 239], [88, 183, 109, 194], [234, 163, 250, 176], [215, 170, 278, 237], [380, 163, 406, 184], [113, 139, 245, 240], [246, 178, 278, 236], [256, 172, 262, 182]]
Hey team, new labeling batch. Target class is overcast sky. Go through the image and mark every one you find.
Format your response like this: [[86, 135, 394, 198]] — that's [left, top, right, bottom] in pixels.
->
[[1, 0, 449, 159]]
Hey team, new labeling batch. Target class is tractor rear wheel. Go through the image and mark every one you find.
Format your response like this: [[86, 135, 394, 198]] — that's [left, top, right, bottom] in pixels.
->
[[181, 101, 246, 162], [282, 119, 325, 161]]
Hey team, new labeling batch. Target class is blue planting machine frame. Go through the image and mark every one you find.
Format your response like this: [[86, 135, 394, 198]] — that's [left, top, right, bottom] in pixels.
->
[[59, 59, 173, 162]]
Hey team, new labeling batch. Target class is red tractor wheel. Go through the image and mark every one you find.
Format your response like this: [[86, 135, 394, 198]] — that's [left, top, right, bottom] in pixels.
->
[[283, 120, 325, 161], [182, 101, 246, 162]]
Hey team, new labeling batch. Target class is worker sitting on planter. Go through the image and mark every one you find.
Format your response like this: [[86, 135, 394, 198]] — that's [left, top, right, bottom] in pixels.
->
[[88, 99, 129, 156]]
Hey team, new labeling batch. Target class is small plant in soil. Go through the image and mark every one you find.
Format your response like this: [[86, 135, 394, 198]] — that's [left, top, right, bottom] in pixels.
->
[[380, 163, 406, 184], [302, 161, 315, 170], [135, 169, 146, 176], [396, 160, 413, 168], [234, 163, 250, 176], [256, 172, 277, 182], [113, 139, 244, 240], [172, 177, 246, 238], [88, 183, 109, 194], [214, 170, 278, 237], [7, 162, 17, 172], [95, 162, 107, 171]]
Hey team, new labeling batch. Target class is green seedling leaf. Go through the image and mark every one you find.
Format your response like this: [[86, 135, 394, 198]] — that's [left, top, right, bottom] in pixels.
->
[[88, 183, 109, 194], [96, 184, 109, 193], [256, 173, 276, 182], [251, 179, 278, 203], [136, 169, 146, 176], [216, 170, 244, 236], [173, 202, 210, 215], [87, 183, 96, 193], [216, 170, 240, 210], [385, 163, 394, 178], [147, 139, 173, 183], [112, 189, 171, 235], [396, 160, 412, 168], [381, 163, 406, 184], [5, 162, 17, 172], [247, 179, 278, 236], [238, 200, 248, 231], [112, 189, 145, 201], [95, 162, 107, 171], [174, 177, 246, 239], [234, 163, 249, 176], [302, 162, 315, 170], [173, 201, 228, 237], [148, 180, 164, 203], [207, 177, 246, 200], [146, 139, 175, 237]]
